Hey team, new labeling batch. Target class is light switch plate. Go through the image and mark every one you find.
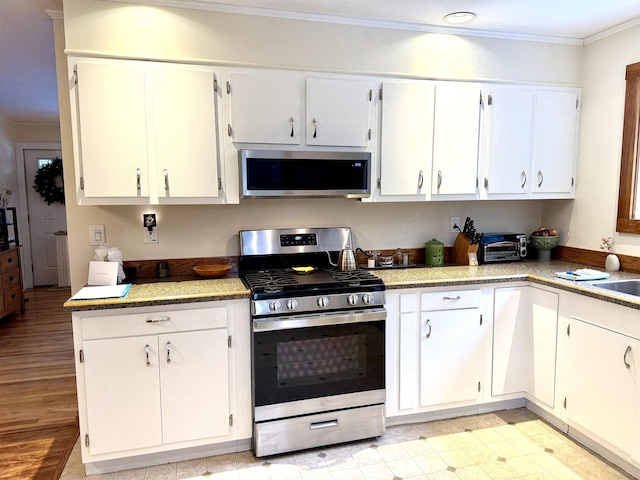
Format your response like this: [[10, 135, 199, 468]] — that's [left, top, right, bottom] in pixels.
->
[[144, 227, 158, 244], [89, 224, 105, 246]]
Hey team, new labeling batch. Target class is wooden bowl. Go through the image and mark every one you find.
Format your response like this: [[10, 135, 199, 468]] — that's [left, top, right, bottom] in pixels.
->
[[193, 264, 232, 278]]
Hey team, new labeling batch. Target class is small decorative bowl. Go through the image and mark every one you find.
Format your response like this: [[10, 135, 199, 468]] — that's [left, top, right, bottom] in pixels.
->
[[193, 264, 232, 278], [528, 235, 559, 250]]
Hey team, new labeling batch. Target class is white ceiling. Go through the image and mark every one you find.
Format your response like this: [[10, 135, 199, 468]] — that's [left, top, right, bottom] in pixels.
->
[[1, 0, 640, 124]]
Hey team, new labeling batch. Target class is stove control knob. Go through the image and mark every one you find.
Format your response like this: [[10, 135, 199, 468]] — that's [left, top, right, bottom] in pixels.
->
[[286, 299, 298, 311], [347, 294, 359, 306], [362, 294, 372, 305], [317, 296, 329, 308], [269, 301, 281, 312]]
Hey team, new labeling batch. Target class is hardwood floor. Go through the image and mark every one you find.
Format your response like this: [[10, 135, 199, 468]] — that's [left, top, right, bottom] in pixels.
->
[[0, 286, 78, 480]]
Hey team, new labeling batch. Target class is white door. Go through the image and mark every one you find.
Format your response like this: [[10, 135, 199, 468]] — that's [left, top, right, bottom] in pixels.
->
[[379, 80, 434, 199], [306, 77, 372, 147], [24, 149, 67, 286]]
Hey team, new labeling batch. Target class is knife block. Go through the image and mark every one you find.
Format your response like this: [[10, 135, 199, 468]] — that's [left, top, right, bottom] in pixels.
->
[[451, 233, 479, 265]]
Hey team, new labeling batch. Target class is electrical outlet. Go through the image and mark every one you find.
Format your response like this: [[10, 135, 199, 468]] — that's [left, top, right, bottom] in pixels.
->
[[450, 216, 461, 233], [144, 227, 158, 244], [89, 224, 105, 246]]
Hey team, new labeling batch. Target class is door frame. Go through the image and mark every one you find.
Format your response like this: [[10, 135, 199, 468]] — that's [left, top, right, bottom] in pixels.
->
[[16, 142, 63, 289]]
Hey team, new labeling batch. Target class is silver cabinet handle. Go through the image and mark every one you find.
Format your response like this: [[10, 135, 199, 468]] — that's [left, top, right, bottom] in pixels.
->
[[163, 169, 169, 191], [166, 341, 172, 364], [624, 345, 632, 369], [437, 170, 442, 189], [146, 316, 170, 323], [418, 170, 424, 189], [521, 171, 527, 188], [443, 295, 461, 301], [289, 116, 294, 137], [227, 124, 232, 137], [145, 344, 151, 367], [426, 318, 432, 339], [537, 170, 543, 188], [313, 118, 317, 138], [136, 168, 141, 191]]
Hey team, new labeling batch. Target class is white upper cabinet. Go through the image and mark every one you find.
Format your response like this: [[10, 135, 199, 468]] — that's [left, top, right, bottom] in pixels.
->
[[75, 61, 149, 200], [70, 58, 230, 205], [223, 69, 373, 148], [431, 82, 483, 197], [482, 86, 535, 197], [305, 77, 372, 147], [376, 79, 434, 201], [226, 70, 301, 144], [532, 89, 580, 196], [150, 67, 220, 201]]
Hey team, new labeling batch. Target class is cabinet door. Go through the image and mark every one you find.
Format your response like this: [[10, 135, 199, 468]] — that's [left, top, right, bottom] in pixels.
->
[[150, 67, 219, 199], [159, 329, 230, 444], [75, 61, 149, 198], [484, 87, 534, 195], [227, 71, 301, 144], [432, 83, 482, 195], [306, 77, 372, 147], [492, 287, 530, 396], [566, 319, 638, 453], [82, 336, 162, 455], [532, 90, 579, 194], [420, 309, 484, 407], [379, 80, 434, 198], [530, 287, 558, 407], [398, 293, 420, 410]]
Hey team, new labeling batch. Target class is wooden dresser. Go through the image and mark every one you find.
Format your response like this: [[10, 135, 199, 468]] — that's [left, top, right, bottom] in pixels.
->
[[0, 247, 24, 319]]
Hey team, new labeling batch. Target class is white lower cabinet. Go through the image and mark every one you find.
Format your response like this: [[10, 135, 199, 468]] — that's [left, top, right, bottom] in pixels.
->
[[492, 286, 558, 407], [566, 297, 640, 463], [72, 300, 250, 466], [391, 288, 487, 414]]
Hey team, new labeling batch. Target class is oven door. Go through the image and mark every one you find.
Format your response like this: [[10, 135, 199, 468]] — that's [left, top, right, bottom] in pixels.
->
[[252, 309, 385, 411]]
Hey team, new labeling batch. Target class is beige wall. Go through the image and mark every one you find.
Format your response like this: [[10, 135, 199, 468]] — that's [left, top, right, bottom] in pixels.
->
[[543, 24, 640, 255], [60, 0, 586, 291]]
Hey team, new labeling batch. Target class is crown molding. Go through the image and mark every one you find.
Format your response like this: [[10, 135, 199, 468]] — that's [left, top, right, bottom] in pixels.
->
[[584, 16, 640, 44], [106, 0, 585, 46], [46, 9, 64, 20]]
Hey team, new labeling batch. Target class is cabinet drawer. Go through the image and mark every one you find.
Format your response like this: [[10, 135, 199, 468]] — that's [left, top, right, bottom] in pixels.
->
[[0, 250, 19, 273], [421, 289, 481, 311], [2, 269, 20, 291], [81, 306, 228, 340], [4, 285, 21, 311]]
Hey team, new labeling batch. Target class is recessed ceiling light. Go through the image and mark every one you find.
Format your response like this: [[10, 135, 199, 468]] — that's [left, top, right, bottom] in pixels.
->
[[443, 11, 477, 24]]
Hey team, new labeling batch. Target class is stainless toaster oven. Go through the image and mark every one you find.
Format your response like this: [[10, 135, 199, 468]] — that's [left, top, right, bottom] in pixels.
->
[[479, 233, 528, 263]]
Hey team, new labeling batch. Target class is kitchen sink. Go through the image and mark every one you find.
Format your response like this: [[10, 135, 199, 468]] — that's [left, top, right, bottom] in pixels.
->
[[589, 279, 640, 297]]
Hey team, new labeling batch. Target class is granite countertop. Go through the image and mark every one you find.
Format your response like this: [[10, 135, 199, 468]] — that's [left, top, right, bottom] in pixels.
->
[[63, 260, 640, 312]]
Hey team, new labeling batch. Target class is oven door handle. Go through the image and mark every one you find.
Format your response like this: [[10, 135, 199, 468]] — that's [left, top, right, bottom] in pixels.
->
[[253, 308, 387, 332]]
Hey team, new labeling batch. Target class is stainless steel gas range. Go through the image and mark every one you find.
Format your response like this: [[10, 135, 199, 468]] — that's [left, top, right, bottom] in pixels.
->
[[239, 227, 386, 457]]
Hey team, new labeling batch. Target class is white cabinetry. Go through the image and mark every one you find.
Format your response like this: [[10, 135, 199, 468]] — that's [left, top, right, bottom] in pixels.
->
[[492, 286, 558, 407], [223, 69, 373, 148], [566, 297, 640, 462], [532, 89, 580, 196], [393, 288, 487, 414], [431, 82, 483, 197], [72, 300, 250, 466], [375, 79, 434, 201], [69, 58, 232, 205]]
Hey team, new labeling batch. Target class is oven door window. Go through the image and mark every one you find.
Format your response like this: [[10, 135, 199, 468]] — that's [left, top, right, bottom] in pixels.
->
[[253, 321, 384, 407]]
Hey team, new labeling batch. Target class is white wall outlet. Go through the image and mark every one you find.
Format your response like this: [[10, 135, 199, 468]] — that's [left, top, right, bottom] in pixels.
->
[[144, 227, 158, 244], [450, 216, 461, 233], [89, 224, 105, 246]]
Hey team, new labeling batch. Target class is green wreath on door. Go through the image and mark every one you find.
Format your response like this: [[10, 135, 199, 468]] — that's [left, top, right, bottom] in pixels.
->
[[33, 157, 65, 205]]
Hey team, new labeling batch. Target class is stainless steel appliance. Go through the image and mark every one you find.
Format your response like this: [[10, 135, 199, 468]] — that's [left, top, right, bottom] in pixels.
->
[[479, 232, 528, 263], [239, 227, 386, 457], [239, 150, 371, 198]]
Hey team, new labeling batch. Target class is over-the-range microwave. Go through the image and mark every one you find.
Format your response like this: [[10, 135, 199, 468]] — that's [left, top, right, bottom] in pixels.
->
[[239, 150, 371, 199]]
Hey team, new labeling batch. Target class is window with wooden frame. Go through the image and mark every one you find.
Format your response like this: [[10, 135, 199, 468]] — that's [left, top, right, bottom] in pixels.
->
[[617, 61, 640, 232]]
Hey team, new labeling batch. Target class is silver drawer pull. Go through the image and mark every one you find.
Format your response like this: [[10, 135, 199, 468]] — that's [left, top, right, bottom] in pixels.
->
[[310, 419, 338, 430], [146, 316, 171, 323], [166, 341, 172, 364], [145, 344, 151, 367], [442, 295, 461, 301], [624, 345, 632, 369]]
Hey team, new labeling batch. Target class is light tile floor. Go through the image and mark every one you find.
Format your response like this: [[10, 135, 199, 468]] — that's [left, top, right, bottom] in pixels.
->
[[60, 408, 637, 480]]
